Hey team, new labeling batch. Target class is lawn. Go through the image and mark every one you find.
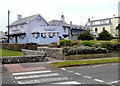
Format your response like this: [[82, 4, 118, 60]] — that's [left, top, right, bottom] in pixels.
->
[[0, 49, 24, 57], [50, 58, 120, 68]]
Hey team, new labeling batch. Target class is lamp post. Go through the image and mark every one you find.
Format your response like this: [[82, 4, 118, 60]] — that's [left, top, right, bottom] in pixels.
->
[[8, 10, 10, 43]]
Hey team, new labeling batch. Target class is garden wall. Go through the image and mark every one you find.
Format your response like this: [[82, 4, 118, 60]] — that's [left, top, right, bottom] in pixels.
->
[[21, 49, 46, 56], [1, 55, 47, 64], [37, 47, 63, 59], [0, 43, 48, 51]]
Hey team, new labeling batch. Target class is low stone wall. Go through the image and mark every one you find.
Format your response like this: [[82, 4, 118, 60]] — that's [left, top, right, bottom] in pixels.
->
[[1, 55, 47, 64], [37, 47, 63, 59], [21, 49, 46, 56]]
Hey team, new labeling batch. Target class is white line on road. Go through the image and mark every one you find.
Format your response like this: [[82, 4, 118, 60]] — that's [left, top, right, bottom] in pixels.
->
[[52, 81, 81, 84], [14, 73, 59, 79], [61, 68, 66, 70], [67, 70, 73, 73], [12, 70, 52, 76], [94, 79, 104, 82], [17, 77, 68, 84], [83, 76, 92, 79], [107, 80, 120, 84], [74, 73, 82, 76]]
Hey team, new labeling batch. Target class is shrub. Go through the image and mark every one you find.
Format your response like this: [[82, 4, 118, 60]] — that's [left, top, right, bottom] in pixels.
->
[[83, 41, 100, 47], [64, 46, 108, 55], [71, 40, 84, 46], [100, 41, 120, 51], [60, 39, 72, 47], [49, 42, 58, 48], [78, 30, 94, 40], [97, 30, 113, 40]]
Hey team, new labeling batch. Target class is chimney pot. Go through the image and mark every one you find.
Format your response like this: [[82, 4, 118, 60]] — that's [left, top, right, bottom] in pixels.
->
[[61, 15, 65, 22], [17, 14, 22, 20]]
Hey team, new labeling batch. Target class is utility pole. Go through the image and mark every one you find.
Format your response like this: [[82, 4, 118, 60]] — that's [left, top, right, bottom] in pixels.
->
[[8, 10, 10, 43]]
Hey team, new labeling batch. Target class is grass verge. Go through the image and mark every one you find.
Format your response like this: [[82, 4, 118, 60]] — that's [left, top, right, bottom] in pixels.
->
[[0, 49, 24, 57], [62, 53, 118, 60], [50, 58, 120, 68]]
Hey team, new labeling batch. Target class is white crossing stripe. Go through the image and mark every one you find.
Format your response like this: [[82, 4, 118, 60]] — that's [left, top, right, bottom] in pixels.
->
[[12, 70, 52, 76], [83, 76, 92, 79], [75, 73, 82, 76], [17, 77, 68, 84], [14, 73, 59, 79], [107, 80, 120, 84], [52, 81, 81, 84], [94, 79, 104, 82], [61, 68, 66, 70]]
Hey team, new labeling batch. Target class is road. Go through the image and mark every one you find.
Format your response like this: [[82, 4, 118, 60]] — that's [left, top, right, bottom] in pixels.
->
[[1, 62, 120, 86]]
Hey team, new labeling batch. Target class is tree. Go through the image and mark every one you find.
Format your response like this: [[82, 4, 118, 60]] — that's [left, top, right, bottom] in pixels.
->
[[78, 30, 94, 40], [97, 30, 113, 40]]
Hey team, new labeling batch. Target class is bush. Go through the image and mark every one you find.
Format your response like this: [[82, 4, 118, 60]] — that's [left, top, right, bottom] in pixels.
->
[[71, 40, 84, 46], [60, 39, 72, 47], [97, 30, 113, 40], [78, 30, 94, 40], [49, 42, 58, 48], [83, 41, 100, 47], [64, 46, 108, 55], [100, 41, 120, 51]]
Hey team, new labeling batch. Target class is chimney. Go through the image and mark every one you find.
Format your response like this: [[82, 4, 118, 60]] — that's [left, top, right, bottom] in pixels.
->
[[88, 18, 90, 22], [113, 14, 115, 18], [70, 21, 72, 26], [61, 15, 65, 22], [17, 14, 22, 20]]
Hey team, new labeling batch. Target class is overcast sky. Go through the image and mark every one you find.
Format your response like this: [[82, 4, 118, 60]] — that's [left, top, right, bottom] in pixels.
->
[[0, 0, 119, 31]]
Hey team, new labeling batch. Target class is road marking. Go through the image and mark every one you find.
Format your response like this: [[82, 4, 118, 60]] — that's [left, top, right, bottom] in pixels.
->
[[74, 73, 82, 76], [17, 77, 68, 84], [52, 81, 81, 84], [61, 68, 66, 70], [12, 70, 52, 76], [83, 76, 92, 79], [67, 70, 73, 73], [107, 80, 120, 84], [94, 79, 104, 82], [14, 73, 59, 79]]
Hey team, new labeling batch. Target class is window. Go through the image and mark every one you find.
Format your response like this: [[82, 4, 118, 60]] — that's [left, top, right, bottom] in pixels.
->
[[95, 28, 98, 32], [53, 32, 55, 36], [64, 28, 66, 32], [43, 33, 46, 38], [32, 34, 35, 38], [41, 33, 43, 37], [57, 32, 59, 36], [103, 27, 105, 30], [95, 21, 100, 25]]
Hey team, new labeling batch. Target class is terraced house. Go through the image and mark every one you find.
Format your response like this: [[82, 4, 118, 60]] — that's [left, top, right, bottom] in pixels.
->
[[7, 14, 72, 44], [85, 15, 120, 38]]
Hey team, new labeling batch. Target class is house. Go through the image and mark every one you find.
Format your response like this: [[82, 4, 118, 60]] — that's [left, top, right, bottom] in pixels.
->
[[70, 24, 85, 40], [85, 15, 120, 38], [7, 14, 72, 44], [0, 31, 7, 43]]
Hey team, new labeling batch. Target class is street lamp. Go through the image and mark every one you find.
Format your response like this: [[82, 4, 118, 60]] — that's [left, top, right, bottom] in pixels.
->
[[8, 10, 10, 43]]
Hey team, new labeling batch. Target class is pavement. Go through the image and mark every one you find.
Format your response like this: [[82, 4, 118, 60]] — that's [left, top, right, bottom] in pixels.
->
[[0, 57, 120, 86]]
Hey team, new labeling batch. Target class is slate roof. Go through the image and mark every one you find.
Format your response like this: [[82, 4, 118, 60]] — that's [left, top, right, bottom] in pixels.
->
[[10, 14, 48, 27], [48, 20, 70, 26]]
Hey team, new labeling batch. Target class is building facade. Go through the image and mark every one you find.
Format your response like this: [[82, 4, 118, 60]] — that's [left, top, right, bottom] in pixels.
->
[[7, 14, 71, 44], [85, 16, 120, 38]]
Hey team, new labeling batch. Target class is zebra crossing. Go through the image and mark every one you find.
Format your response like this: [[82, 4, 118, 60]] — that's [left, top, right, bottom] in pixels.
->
[[11, 70, 81, 85]]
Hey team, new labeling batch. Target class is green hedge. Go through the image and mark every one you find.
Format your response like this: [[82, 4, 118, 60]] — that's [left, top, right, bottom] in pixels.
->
[[100, 41, 120, 51], [60, 39, 72, 47], [63, 46, 108, 55]]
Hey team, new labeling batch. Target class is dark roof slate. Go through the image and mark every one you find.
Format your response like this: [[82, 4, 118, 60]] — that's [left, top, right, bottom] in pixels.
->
[[10, 14, 38, 26]]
